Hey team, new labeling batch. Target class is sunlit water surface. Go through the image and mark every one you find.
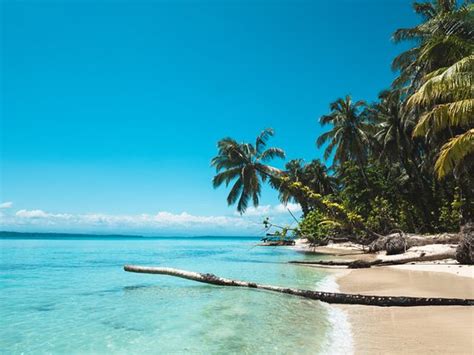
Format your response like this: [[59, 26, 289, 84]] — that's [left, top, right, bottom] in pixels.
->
[[0, 235, 337, 354]]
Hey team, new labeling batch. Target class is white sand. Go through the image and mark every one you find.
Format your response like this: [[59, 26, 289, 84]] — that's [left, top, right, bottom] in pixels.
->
[[336, 267, 474, 354], [293, 239, 474, 354]]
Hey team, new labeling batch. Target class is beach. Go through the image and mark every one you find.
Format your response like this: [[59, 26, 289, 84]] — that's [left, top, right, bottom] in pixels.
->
[[338, 266, 474, 354], [299, 241, 474, 355]]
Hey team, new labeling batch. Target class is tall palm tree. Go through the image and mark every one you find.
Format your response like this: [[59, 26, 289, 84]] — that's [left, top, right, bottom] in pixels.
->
[[372, 89, 438, 226], [392, 0, 473, 90], [410, 55, 474, 178], [316, 95, 372, 184], [373, 90, 410, 162], [211, 128, 285, 213], [409, 55, 474, 222]]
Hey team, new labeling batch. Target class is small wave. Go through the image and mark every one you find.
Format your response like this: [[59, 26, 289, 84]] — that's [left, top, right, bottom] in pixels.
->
[[317, 275, 354, 355]]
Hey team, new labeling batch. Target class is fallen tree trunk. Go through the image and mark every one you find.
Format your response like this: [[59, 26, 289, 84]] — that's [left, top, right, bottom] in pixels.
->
[[369, 233, 460, 253], [123, 265, 473, 307], [289, 252, 455, 269]]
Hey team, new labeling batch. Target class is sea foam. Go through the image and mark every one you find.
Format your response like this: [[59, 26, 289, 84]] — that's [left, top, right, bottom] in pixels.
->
[[316, 275, 354, 355]]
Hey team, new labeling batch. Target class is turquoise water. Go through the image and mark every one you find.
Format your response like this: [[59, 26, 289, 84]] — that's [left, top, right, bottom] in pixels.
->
[[0, 235, 335, 354]]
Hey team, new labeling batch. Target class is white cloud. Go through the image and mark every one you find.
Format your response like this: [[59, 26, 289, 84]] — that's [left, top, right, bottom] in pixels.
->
[[235, 203, 302, 216], [16, 209, 49, 218], [2, 203, 302, 235], [275, 203, 302, 214], [243, 205, 272, 216], [4, 209, 255, 233], [0, 201, 13, 209]]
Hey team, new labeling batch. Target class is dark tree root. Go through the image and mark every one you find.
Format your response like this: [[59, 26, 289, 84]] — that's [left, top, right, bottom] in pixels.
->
[[124, 265, 473, 307]]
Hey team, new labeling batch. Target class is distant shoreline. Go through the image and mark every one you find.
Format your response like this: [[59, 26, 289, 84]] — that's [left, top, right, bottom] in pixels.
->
[[0, 231, 260, 240]]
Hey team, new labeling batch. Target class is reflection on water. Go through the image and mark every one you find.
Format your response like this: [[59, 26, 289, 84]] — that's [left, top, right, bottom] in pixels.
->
[[0, 237, 331, 354]]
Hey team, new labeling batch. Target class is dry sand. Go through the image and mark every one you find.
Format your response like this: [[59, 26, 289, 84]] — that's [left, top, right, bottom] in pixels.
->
[[337, 267, 474, 354], [293, 241, 474, 353]]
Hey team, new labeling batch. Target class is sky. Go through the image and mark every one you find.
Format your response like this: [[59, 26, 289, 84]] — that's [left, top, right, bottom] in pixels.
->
[[0, 0, 418, 235]]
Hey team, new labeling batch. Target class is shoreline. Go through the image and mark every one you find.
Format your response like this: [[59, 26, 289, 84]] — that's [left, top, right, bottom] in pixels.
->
[[294, 242, 474, 354], [316, 270, 353, 355], [336, 266, 473, 354]]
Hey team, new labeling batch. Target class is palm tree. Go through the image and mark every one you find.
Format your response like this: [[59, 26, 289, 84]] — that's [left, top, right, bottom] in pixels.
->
[[371, 89, 438, 226], [316, 95, 372, 184], [373, 90, 409, 162], [410, 55, 474, 178], [409, 55, 474, 222], [392, 0, 473, 90], [211, 128, 285, 213], [270, 159, 337, 216], [212, 130, 381, 239]]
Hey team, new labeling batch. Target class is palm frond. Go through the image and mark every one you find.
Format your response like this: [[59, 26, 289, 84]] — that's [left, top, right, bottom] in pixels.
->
[[212, 167, 242, 188], [407, 55, 474, 108], [435, 128, 474, 178], [413, 1, 436, 19], [413, 99, 474, 136], [227, 179, 243, 206], [316, 129, 335, 148], [260, 147, 286, 161], [255, 128, 274, 153]]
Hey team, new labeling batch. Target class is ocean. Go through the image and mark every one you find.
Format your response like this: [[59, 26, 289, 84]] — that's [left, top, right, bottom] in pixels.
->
[[0, 233, 351, 354]]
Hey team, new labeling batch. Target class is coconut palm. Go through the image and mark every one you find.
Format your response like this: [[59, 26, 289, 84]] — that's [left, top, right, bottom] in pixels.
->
[[212, 130, 381, 238], [392, 0, 473, 90], [316, 95, 372, 184], [408, 55, 474, 223], [371, 89, 440, 225], [211, 128, 285, 213], [409, 55, 474, 178], [373, 90, 411, 162]]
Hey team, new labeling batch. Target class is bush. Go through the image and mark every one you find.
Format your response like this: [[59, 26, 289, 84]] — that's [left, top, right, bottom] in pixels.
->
[[438, 192, 461, 232], [366, 197, 398, 235], [297, 210, 338, 245]]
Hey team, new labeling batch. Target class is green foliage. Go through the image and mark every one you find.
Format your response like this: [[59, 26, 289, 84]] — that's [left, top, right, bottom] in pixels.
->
[[211, 128, 285, 213], [438, 191, 462, 232], [366, 197, 399, 235], [270, 159, 337, 216], [297, 210, 338, 245]]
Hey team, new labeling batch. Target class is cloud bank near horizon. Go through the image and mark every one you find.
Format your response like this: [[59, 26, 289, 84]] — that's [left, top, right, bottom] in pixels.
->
[[0, 202, 302, 236]]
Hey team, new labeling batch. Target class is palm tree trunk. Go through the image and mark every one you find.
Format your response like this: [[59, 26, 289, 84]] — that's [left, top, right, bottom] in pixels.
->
[[124, 265, 474, 307], [356, 157, 370, 188], [459, 169, 474, 224], [403, 148, 436, 230]]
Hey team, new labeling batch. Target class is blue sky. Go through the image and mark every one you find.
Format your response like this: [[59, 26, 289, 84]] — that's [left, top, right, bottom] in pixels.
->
[[0, 0, 417, 235]]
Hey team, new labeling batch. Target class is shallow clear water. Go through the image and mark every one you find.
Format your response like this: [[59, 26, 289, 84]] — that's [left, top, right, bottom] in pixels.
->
[[0, 235, 334, 354]]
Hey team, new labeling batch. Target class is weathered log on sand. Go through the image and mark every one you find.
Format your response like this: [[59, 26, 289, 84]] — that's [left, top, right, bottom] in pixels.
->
[[288, 251, 456, 269], [123, 265, 474, 307], [369, 233, 460, 253]]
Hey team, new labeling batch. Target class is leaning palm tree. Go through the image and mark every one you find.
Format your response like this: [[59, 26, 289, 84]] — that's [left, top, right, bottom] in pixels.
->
[[211, 128, 285, 213], [212, 129, 381, 239], [316, 95, 372, 183], [270, 159, 337, 216], [271, 159, 306, 211]]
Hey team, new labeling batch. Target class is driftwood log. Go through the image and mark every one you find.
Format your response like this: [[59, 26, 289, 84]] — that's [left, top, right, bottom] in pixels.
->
[[123, 265, 473, 307], [288, 251, 456, 269]]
